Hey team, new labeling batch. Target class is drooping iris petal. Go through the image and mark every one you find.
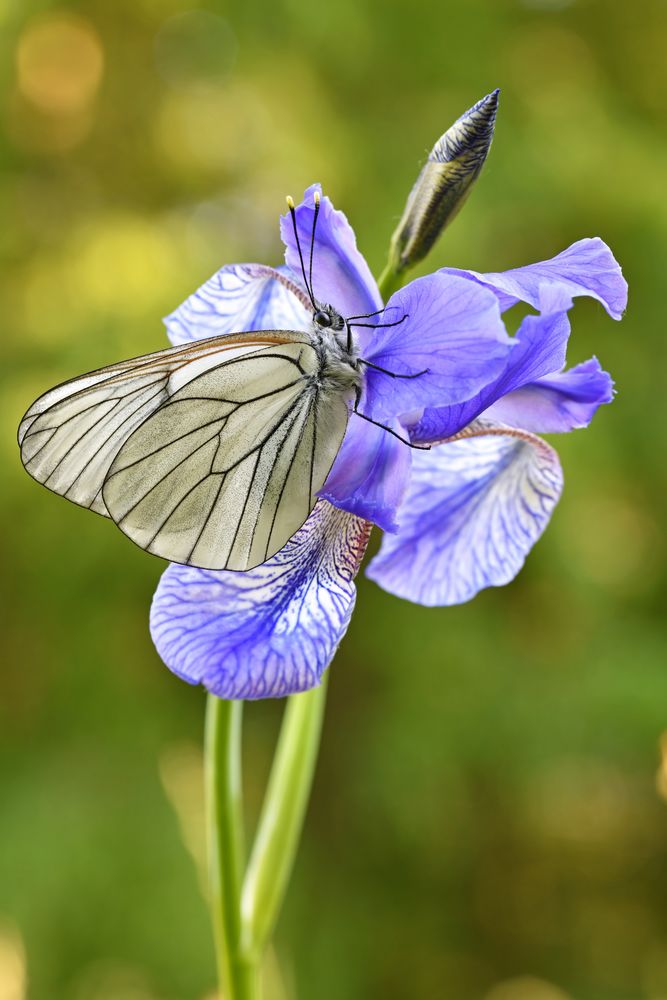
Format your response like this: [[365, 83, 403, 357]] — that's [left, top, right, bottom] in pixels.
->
[[318, 414, 412, 532], [366, 422, 563, 606], [164, 263, 311, 346], [360, 272, 511, 421], [409, 305, 571, 443], [280, 184, 382, 325], [150, 502, 372, 699], [440, 237, 627, 319], [485, 357, 614, 433]]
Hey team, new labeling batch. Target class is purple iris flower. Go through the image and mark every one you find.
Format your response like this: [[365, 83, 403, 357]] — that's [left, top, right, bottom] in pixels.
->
[[150, 185, 627, 699]]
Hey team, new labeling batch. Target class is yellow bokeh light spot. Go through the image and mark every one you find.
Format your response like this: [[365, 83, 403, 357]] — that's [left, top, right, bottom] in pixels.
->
[[154, 82, 268, 175], [18, 255, 87, 345], [655, 732, 667, 803], [16, 13, 104, 115], [158, 742, 206, 885], [68, 213, 182, 319], [71, 962, 158, 1000], [0, 0, 17, 27], [0, 921, 26, 1000], [484, 976, 572, 1000], [15, 213, 193, 359]]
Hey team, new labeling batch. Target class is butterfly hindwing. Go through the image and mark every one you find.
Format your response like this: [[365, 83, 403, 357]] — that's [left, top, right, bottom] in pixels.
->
[[102, 342, 350, 570]]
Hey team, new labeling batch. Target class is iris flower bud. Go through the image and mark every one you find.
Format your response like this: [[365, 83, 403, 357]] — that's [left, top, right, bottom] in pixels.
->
[[381, 89, 499, 294]]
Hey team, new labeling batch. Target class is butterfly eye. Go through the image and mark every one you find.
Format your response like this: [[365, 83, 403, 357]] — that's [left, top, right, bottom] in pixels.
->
[[314, 309, 332, 328]]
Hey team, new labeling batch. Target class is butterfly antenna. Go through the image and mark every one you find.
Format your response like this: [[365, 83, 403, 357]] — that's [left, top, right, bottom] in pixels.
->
[[308, 190, 321, 300], [286, 195, 316, 309]]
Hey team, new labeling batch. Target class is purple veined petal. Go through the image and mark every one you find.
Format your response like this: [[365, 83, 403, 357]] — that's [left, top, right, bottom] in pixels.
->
[[164, 263, 312, 346], [150, 502, 372, 699], [366, 420, 563, 607], [484, 357, 614, 433], [409, 306, 572, 443], [360, 271, 512, 421], [280, 184, 382, 326], [318, 413, 412, 533], [440, 237, 628, 319]]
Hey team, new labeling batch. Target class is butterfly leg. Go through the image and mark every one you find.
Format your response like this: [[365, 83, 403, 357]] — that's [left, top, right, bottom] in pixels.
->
[[358, 359, 429, 379], [353, 389, 430, 450], [345, 311, 409, 352]]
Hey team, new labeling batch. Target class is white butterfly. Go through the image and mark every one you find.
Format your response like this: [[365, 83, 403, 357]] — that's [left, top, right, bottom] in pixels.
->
[[18, 195, 415, 571]]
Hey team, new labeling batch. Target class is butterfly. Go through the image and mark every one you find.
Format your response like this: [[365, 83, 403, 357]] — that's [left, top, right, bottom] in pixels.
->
[[18, 194, 417, 571]]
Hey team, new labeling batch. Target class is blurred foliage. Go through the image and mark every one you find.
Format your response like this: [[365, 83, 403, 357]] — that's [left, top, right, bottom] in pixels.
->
[[1, 0, 666, 998]]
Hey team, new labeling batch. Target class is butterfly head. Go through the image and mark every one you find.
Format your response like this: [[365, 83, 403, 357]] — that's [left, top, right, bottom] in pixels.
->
[[312, 303, 345, 333]]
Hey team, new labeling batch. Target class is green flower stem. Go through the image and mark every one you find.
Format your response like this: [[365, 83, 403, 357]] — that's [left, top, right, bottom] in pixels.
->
[[377, 263, 404, 302], [240, 679, 328, 960], [205, 695, 257, 1000]]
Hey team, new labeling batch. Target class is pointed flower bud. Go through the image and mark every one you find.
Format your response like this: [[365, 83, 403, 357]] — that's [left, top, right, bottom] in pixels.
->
[[382, 89, 499, 292]]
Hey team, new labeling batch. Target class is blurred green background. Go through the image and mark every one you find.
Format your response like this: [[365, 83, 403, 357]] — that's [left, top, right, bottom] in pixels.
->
[[1, 0, 666, 997]]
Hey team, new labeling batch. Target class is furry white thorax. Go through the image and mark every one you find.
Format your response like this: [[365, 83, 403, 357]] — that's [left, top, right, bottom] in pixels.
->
[[311, 302, 362, 396]]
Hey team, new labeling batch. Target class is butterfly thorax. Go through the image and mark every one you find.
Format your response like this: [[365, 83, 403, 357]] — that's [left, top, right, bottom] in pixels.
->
[[310, 302, 361, 397]]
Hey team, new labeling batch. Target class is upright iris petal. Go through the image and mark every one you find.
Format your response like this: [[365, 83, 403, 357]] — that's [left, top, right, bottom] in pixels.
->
[[280, 183, 382, 324]]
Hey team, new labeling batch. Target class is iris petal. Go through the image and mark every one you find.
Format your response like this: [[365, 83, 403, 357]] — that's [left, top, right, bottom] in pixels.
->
[[164, 263, 311, 346], [485, 357, 614, 433], [280, 184, 382, 325], [150, 502, 372, 699], [409, 306, 571, 443], [366, 421, 563, 606], [318, 414, 412, 532], [409, 244, 623, 445], [360, 272, 511, 421], [440, 237, 628, 319]]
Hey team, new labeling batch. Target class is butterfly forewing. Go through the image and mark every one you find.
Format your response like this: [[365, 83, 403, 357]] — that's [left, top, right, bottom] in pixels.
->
[[21, 374, 174, 514], [101, 341, 350, 570], [19, 330, 352, 570], [18, 332, 305, 517]]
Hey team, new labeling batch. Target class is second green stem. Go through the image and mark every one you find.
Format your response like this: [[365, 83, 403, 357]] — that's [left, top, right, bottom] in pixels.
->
[[206, 680, 329, 1000], [206, 696, 257, 1000]]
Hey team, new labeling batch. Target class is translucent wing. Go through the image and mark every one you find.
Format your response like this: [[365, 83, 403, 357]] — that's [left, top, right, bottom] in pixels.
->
[[19, 331, 351, 571], [19, 332, 305, 516], [102, 343, 350, 570]]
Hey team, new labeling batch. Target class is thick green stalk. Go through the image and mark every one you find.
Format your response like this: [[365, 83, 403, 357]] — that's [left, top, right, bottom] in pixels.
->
[[240, 679, 328, 959], [205, 696, 258, 1000]]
